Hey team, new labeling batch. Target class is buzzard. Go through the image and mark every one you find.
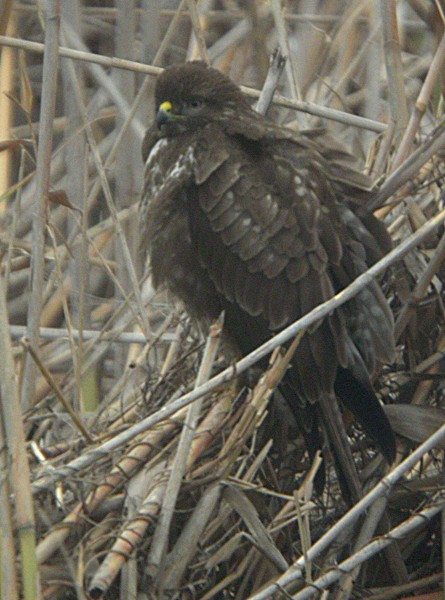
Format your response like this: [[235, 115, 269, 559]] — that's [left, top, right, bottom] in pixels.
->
[[141, 61, 396, 489]]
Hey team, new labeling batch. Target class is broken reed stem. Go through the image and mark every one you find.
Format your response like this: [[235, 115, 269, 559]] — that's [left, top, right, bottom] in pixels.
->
[[87, 459, 170, 596], [270, 0, 301, 101], [186, 0, 210, 63], [255, 49, 286, 116], [217, 335, 303, 475], [186, 387, 233, 471]]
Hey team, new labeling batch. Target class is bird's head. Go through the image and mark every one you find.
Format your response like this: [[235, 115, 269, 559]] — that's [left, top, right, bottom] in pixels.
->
[[153, 61, 251, 136]]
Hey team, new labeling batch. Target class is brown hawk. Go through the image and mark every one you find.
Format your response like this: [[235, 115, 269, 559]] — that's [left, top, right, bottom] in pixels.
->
[[140, 61, 396, 483]]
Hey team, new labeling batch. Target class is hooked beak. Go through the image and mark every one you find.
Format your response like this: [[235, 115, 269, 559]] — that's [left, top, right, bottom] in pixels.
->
[[156, 100, 174, 127]]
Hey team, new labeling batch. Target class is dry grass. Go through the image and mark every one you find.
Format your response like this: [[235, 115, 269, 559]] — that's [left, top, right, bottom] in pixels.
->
[[1, 1, 445, 599]]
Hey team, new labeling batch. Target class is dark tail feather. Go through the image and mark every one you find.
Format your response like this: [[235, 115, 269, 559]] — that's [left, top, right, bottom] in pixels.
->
[[280, 383, 326, 494], [334, 366, 396, 463]]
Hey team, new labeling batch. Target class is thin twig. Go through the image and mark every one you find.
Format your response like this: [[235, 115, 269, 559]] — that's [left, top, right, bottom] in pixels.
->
[[380, 0, 409, 134], [21, 337, 93, 443], [255, 49, 286, 116], [391, 30, 445, 171], [369, 121, 445, 209], [21, 1, 60, 411], [395, 228, 445, 341]]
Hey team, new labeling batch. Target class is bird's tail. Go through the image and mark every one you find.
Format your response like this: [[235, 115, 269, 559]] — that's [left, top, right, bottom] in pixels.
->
[[277, 387, 326, 494], [334, 365, 396, 464]]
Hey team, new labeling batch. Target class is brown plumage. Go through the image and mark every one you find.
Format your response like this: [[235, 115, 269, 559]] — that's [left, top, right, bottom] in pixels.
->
[[140, 61, 396, 479]]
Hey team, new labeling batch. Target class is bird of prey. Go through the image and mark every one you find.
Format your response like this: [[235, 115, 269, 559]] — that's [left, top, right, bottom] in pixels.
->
[[140, 61, 396, 493]]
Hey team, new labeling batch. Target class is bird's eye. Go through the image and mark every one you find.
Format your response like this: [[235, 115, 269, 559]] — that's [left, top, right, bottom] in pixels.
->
[[181, 98, 206, 117], [189, 98, 204, 109]]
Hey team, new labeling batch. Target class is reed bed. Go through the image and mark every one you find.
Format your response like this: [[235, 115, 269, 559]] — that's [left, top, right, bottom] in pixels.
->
[[0, 2, 444, 598]]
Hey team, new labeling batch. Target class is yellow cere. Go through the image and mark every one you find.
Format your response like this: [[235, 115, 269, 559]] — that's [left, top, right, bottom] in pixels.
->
[[159, 101, 172, 112]]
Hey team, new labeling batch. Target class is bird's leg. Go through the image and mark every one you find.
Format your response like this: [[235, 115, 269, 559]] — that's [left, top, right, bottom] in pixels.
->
[[317, 393, 363, 505]]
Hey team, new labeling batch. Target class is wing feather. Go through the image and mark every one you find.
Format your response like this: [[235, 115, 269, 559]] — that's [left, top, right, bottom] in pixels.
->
[[212, 205, 243, 233], [242, 271, 269, 316], [286, 258, 309, 282], [294, 335, 323, 402], [266, 276, 291, 330]]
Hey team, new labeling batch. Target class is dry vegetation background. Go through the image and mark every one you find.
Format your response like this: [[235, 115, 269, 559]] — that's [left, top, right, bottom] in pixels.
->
[[1, 1, 445, 599]]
